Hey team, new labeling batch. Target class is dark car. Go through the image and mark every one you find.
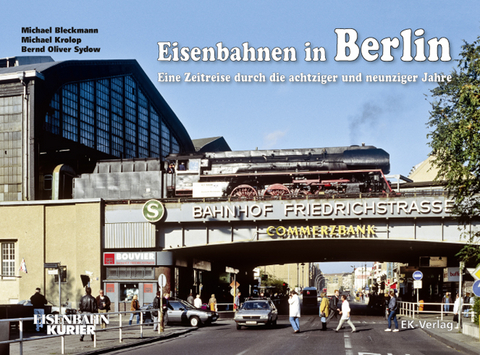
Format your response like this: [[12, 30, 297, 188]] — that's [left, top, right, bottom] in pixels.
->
[[234, 299, 278, 330], [164, 299, 218, 327]]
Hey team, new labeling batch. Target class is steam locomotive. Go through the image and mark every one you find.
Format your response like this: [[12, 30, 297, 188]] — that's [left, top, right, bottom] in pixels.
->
[[166, 145, 392, 198]]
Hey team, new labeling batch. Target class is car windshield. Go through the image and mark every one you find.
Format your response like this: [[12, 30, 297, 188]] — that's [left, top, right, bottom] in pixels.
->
[[172, 299, 196, 310], [242, 301, 270, 310]]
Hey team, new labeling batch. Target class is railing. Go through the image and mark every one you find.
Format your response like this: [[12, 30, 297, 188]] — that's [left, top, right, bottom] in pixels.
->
[[0, 309, 164, 355], [398, 301, 476, 322], [106, 188, 449, 205]]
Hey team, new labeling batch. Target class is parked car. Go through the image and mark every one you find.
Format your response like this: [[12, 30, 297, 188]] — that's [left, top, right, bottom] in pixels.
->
[[234, 299, 278, 330], [164, 299, 218, 327]]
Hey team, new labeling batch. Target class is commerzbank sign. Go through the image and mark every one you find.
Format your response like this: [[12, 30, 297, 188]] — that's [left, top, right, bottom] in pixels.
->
[[189, 198, 454, 221]]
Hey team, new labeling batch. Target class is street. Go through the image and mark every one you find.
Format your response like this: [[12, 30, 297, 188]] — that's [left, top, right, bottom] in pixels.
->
[[108, 313, 460, 355]]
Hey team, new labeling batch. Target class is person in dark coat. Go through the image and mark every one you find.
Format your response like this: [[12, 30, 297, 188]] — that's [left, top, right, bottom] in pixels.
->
[[96, 289, 111, 329], [79, 287, 98, 341], [152, 291, 161, 331], [30, 288, 47, 332], [326, 289, 341, 323]]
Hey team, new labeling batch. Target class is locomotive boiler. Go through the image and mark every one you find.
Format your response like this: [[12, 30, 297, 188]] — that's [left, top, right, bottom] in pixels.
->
[[166, 144, 392, 198]]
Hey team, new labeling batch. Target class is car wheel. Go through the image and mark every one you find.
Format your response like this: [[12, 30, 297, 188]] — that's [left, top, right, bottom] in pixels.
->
[[189, 316, 201, 327], [236, 324, 241, 330]]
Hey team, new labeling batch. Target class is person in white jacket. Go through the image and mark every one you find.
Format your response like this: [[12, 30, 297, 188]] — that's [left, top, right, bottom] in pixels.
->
[[288, 291, 301, 333], [194, 294, 202, 308], [453, 293, 462, 328], [335, 294, 356, 333]]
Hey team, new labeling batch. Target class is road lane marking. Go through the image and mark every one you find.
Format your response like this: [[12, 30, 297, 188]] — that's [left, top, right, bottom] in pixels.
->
[[344, 333, 353, 355]]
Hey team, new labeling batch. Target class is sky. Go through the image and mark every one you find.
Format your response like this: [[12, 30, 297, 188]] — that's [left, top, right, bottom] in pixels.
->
[[4, 1, 480, 273]]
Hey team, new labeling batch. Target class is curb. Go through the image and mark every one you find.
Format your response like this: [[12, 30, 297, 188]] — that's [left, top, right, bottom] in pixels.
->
[[78, 328, 197, 355], [420, 328, 480, 355]]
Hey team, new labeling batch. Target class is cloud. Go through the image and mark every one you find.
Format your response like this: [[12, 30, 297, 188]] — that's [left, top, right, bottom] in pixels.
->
[[264, 130, 287, 148]]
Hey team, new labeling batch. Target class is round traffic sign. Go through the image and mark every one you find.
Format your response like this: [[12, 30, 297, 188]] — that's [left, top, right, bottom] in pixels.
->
[[473, 280, 480, 297], [413, 271, 423, 280], [158, 274, 167, 287], [143, 200, 165, 223]]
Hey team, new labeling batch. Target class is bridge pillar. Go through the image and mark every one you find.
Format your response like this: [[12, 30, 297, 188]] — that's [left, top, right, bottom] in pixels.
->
[[155, 251, 174, 296]]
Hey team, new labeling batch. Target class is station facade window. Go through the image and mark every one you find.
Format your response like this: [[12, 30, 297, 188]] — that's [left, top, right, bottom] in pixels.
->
[[106, 266, 155, 280], [44, 75, 181, 159], [1, 242, 15, 278]]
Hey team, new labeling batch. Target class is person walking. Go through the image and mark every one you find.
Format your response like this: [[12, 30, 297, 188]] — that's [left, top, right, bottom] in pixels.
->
[[30, 288, 47, 332], [152, 291, 161, 331], [234, 291, 241, 311], [326, 289, 341, 323], [385, 290, 399, 332], [319, 292, 329, 331], [129, 295, 141, 325], [288, 290, 301, 333], [335, 294, 356, 333], [453, 293, 462, 329], [187, 293, 195, 305], [96, 289, 111, 329], [194, 294, 202, 308], [79, 287, 98, 341]]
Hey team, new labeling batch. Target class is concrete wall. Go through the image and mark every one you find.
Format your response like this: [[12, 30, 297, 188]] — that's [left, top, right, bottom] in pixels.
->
[[0, 201, 102, 307]]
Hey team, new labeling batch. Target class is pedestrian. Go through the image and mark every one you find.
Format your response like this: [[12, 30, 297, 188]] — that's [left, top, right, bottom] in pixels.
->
[[187, 293, 194, 305], [319, 292, 329, 331], [453, 293, 462, 328], [326, 289, 341, 323], [162, 293, 170, 326], [194, 294, 202, 308], [235, 291, 241, 311], [463, 293, 471, 317], [385, 290, 399, 332], [96, 289, 111, 329], [30, 287, 47, 332], [335, 294, 356, 333], [129, 295, 140, 325], [79, 287, 98, 341], [288, 290, 301, 333], [152, 291, 161, 331], [209, 294, 217, 311], [442, 292, 451, 312]]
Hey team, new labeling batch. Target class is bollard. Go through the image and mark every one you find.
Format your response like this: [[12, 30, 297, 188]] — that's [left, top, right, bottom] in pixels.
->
[[0, 320, 11, 355], [119, 313, 123, 342]]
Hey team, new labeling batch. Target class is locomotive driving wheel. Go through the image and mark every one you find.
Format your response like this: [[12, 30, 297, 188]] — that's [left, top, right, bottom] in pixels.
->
[[230, 184, 258, 198], [264, 183, 290, 196]]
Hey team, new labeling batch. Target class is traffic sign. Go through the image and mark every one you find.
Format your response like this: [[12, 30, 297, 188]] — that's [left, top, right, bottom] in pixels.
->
[[470, 265, 480, 280], [143, 200, 165, 223], [414, 280, 422, 289], [413, 271, 423, 280], [473, 280, 480, 297], [158, 274, 167, 287]]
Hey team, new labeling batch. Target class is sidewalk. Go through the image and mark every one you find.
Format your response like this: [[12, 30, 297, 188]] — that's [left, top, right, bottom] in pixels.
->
[[399, 313, 480, 355], [8, 321, 196, 355]]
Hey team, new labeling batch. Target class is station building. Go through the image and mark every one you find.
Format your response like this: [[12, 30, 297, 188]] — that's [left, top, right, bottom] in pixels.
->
[[0, 56, 215, 308]]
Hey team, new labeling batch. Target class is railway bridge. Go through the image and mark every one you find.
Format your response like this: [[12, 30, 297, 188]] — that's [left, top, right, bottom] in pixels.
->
[[102, 192, 478, 303], [106, 193, 475, 267]]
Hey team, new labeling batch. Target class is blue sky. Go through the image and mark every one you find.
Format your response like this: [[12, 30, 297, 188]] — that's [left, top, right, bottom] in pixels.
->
[[4, 1, 479, 273]]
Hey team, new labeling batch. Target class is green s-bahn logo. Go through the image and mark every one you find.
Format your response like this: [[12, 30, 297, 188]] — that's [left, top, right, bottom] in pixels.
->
[[142, 200, 165, 223]]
